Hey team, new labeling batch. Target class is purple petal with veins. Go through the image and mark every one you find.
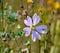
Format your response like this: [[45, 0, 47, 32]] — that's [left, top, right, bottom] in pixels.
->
[[35, 25, 47, 34], [32, 30, 41, 42], [33, 13, 40, 25], [23, 27, 31, 37], [24, 16, 32, 26]]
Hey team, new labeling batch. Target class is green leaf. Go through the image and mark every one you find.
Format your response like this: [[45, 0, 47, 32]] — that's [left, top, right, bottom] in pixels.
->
[[10, 31, 16, 38], [25, 40, 30, 46], [0, 32, 5, 37], [8, 12, 18, 23], [16, 30, 22, 37]]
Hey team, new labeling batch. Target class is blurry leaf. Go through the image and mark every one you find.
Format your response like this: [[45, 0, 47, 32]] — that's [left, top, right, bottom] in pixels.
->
[[10, 31, 16, 38], [8, 12, 18, 18], [0, 42, 4, 47], [16, 30, 23, 37], [4, 6, 12, 11], [0, 32, 5, 37], [8, 12, 18, 23], [10, 50, 14, 53], [25, 40, 30, 46], [4, 47, 9, 53], [18, 48, 21, 53]]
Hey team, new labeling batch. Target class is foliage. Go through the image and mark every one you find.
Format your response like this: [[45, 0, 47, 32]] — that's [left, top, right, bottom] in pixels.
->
[[0, 0, 60, 53]]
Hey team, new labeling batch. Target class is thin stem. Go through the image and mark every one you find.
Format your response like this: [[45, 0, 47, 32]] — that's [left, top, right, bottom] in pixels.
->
[[53, 16, 57, 37], [39, 40, 41, 53], [1, 0, 4, 31], [4, 24, 8, 33], [29, 36, 31, 53], [14, 38, 20, 48]]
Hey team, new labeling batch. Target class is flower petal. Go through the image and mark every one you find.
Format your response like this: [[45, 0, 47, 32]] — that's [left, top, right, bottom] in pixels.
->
[[33, 13, 40, 25], [35, 25, 47, 34], [23, 27, 31, 37], [32, 30, 41, 42], [32, 33, 36, 42], [24, 16, 32, 26]]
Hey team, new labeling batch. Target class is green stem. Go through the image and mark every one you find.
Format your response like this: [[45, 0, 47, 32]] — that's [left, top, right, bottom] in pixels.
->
[[53, 16, 57, 37], [1, 0, 4, 31], [14, 38, 20, 48], [39, 40, 41, 53]]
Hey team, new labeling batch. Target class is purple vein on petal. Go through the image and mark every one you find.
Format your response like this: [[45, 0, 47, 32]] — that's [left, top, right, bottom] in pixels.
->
[[35, 25, 47, 34], [32, 30, 41, 42]]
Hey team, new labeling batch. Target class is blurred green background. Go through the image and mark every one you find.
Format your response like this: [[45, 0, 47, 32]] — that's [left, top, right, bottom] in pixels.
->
[[0, 0, 60, 53]]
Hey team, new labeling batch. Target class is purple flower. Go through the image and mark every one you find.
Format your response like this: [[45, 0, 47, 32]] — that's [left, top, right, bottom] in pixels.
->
[[23, 13, 47, 42]]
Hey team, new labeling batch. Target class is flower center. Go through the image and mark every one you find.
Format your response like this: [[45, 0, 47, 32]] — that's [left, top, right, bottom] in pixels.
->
[[30, 25, 35, 30]]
